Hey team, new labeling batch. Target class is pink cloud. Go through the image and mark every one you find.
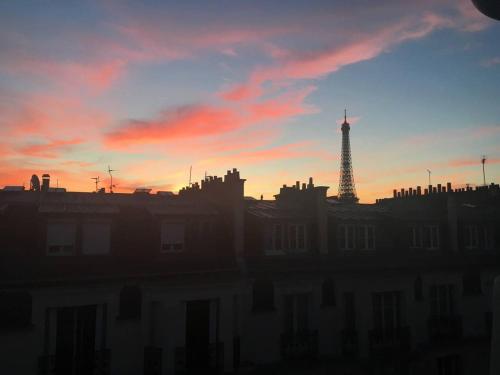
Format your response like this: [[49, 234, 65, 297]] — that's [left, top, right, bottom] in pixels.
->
[[18, 138, 84, 159], [105, 105, 244, 148], [106, 85, 317, 148]]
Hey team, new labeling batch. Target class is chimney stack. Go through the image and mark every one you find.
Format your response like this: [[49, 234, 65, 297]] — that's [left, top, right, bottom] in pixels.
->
[[42, 174, 50, 192]]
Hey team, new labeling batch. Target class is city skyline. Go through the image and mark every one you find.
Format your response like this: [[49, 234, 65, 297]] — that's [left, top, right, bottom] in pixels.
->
[[1, 1, 500, 202]]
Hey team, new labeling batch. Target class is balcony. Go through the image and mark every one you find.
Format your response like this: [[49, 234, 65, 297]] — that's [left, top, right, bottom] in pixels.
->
[[174, 342, 224, 375], [428, 315, 462, 342], [369, 326, 410, 355], [341, 329, 358, 357], [280, 330, 318, 360], [38, 349, 110, 375]]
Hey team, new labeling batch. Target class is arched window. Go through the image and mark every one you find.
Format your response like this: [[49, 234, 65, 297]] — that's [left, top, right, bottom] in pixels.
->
[[0, 291, 32, 329], [119, 286, 142, 319], [252, 279, 274, 312], [321, 279, 336, 307]]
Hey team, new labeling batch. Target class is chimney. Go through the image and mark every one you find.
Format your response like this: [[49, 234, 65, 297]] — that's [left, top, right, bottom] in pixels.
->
[[296, 181, 300, 189], [393, 189, 397, 198], [417, 186, 422, 195], [302, 183, 306, 190], [424, 188, 429, 195], [437, 183, 442, 193], [409, 187, 413, 196], [447, 182, 452, 192], [42, 174, 50, 192]]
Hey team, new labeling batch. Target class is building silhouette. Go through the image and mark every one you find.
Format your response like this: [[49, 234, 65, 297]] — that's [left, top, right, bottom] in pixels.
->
[[0, 169, 499, 375]]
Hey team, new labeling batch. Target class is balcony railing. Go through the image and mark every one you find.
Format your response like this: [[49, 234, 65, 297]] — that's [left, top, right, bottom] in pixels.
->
[[174, 342, 224, 375], [280, 330, 318, 360], [369, 326, 410, 355], [38, 349, 110, 375], [341, 329, 358, 357], [428, 315, 462, 342]]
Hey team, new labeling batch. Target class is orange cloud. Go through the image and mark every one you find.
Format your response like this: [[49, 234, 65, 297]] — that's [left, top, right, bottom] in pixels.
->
[[106, 85, 317, 148], [105, 105, 244, 148]]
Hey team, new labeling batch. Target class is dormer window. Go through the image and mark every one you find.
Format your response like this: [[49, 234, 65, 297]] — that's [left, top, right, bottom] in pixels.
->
[[160, 221, 185, 253], [288, 224, 306, 252], [339, 225, 356, 250], [273, 224, 284, 251], [410, 224, 439, 250], [423, 225, 439, 250], [82, 220, 111, 255], [359, 225, 375, 250], [410, 226, 423, 248], [339, 224, 374, 250], [464, 225, 479, 249], [46, 221, 76, 256]]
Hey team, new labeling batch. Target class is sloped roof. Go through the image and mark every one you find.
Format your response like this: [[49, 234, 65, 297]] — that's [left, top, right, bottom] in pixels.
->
[[246, 200, 309, 219]]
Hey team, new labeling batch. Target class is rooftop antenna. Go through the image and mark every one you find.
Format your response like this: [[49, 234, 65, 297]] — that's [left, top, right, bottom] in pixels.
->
[[108, 165, 116, 193], [91, 176, 100, 192], [427, 169, 431, 186], [481, 155, 487, 186], [189, 165, 192, 186]]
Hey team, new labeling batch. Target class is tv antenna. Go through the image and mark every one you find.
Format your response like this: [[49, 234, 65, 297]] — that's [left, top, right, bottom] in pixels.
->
[[108, 165, 117, 193], [91, 176, 100, 192], [427, 169, 431, 186], [189, 165, 192, 186], [481, 156, 487, 186]]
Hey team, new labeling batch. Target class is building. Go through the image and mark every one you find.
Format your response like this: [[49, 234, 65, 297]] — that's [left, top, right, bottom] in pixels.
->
[[0, 171, 499, 375]]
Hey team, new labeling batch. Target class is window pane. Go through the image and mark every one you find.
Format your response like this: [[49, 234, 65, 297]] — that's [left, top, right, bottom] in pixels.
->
[[82, 221, 110, 255], [161, 222, 185, 252]]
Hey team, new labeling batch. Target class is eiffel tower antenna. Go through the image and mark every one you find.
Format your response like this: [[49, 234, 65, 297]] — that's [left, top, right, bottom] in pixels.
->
[[338, 109, 358, 203]]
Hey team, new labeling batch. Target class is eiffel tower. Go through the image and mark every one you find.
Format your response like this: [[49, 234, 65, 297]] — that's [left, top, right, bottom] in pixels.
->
[[338, 110, 358, 203]]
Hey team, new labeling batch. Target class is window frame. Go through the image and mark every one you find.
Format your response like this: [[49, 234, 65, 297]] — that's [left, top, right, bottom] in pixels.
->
[[160, 220, 186, 253], [46, 220, 77, 256]]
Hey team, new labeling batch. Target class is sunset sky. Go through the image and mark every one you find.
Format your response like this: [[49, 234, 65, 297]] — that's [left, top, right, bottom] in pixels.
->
[[1, 0, 499, 202]]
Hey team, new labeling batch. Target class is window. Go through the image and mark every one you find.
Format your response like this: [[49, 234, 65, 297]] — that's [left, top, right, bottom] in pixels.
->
[[484, 226, 495, 250], [321, 279, 336, 307], [372, 291, 402, 334], [252, 280, 274, 312], [82, 220, 111, 255], [273, 224, 284, 251], [359, 225, 375, 250], [343, 292, 356, 330], [160, 221, 185, 253], [288, 224, 306, 251], [339, 225, 356, 250], [119, 286, 142, 319], [46, 221, 76, 255], [430, 284, 454, 316], [284, 294, 309, 335], [423, 225, 439, 250], [464, 225, 479, 249], [410, 226, 423, 248]]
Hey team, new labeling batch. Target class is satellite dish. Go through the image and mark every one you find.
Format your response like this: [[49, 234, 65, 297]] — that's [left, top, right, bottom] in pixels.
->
[[30, 175, 40, 191], [471, 0, 500, 21]]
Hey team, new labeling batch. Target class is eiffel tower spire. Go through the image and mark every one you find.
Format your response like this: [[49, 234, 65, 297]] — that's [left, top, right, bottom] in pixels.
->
[[338, 109, 358, 203]]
